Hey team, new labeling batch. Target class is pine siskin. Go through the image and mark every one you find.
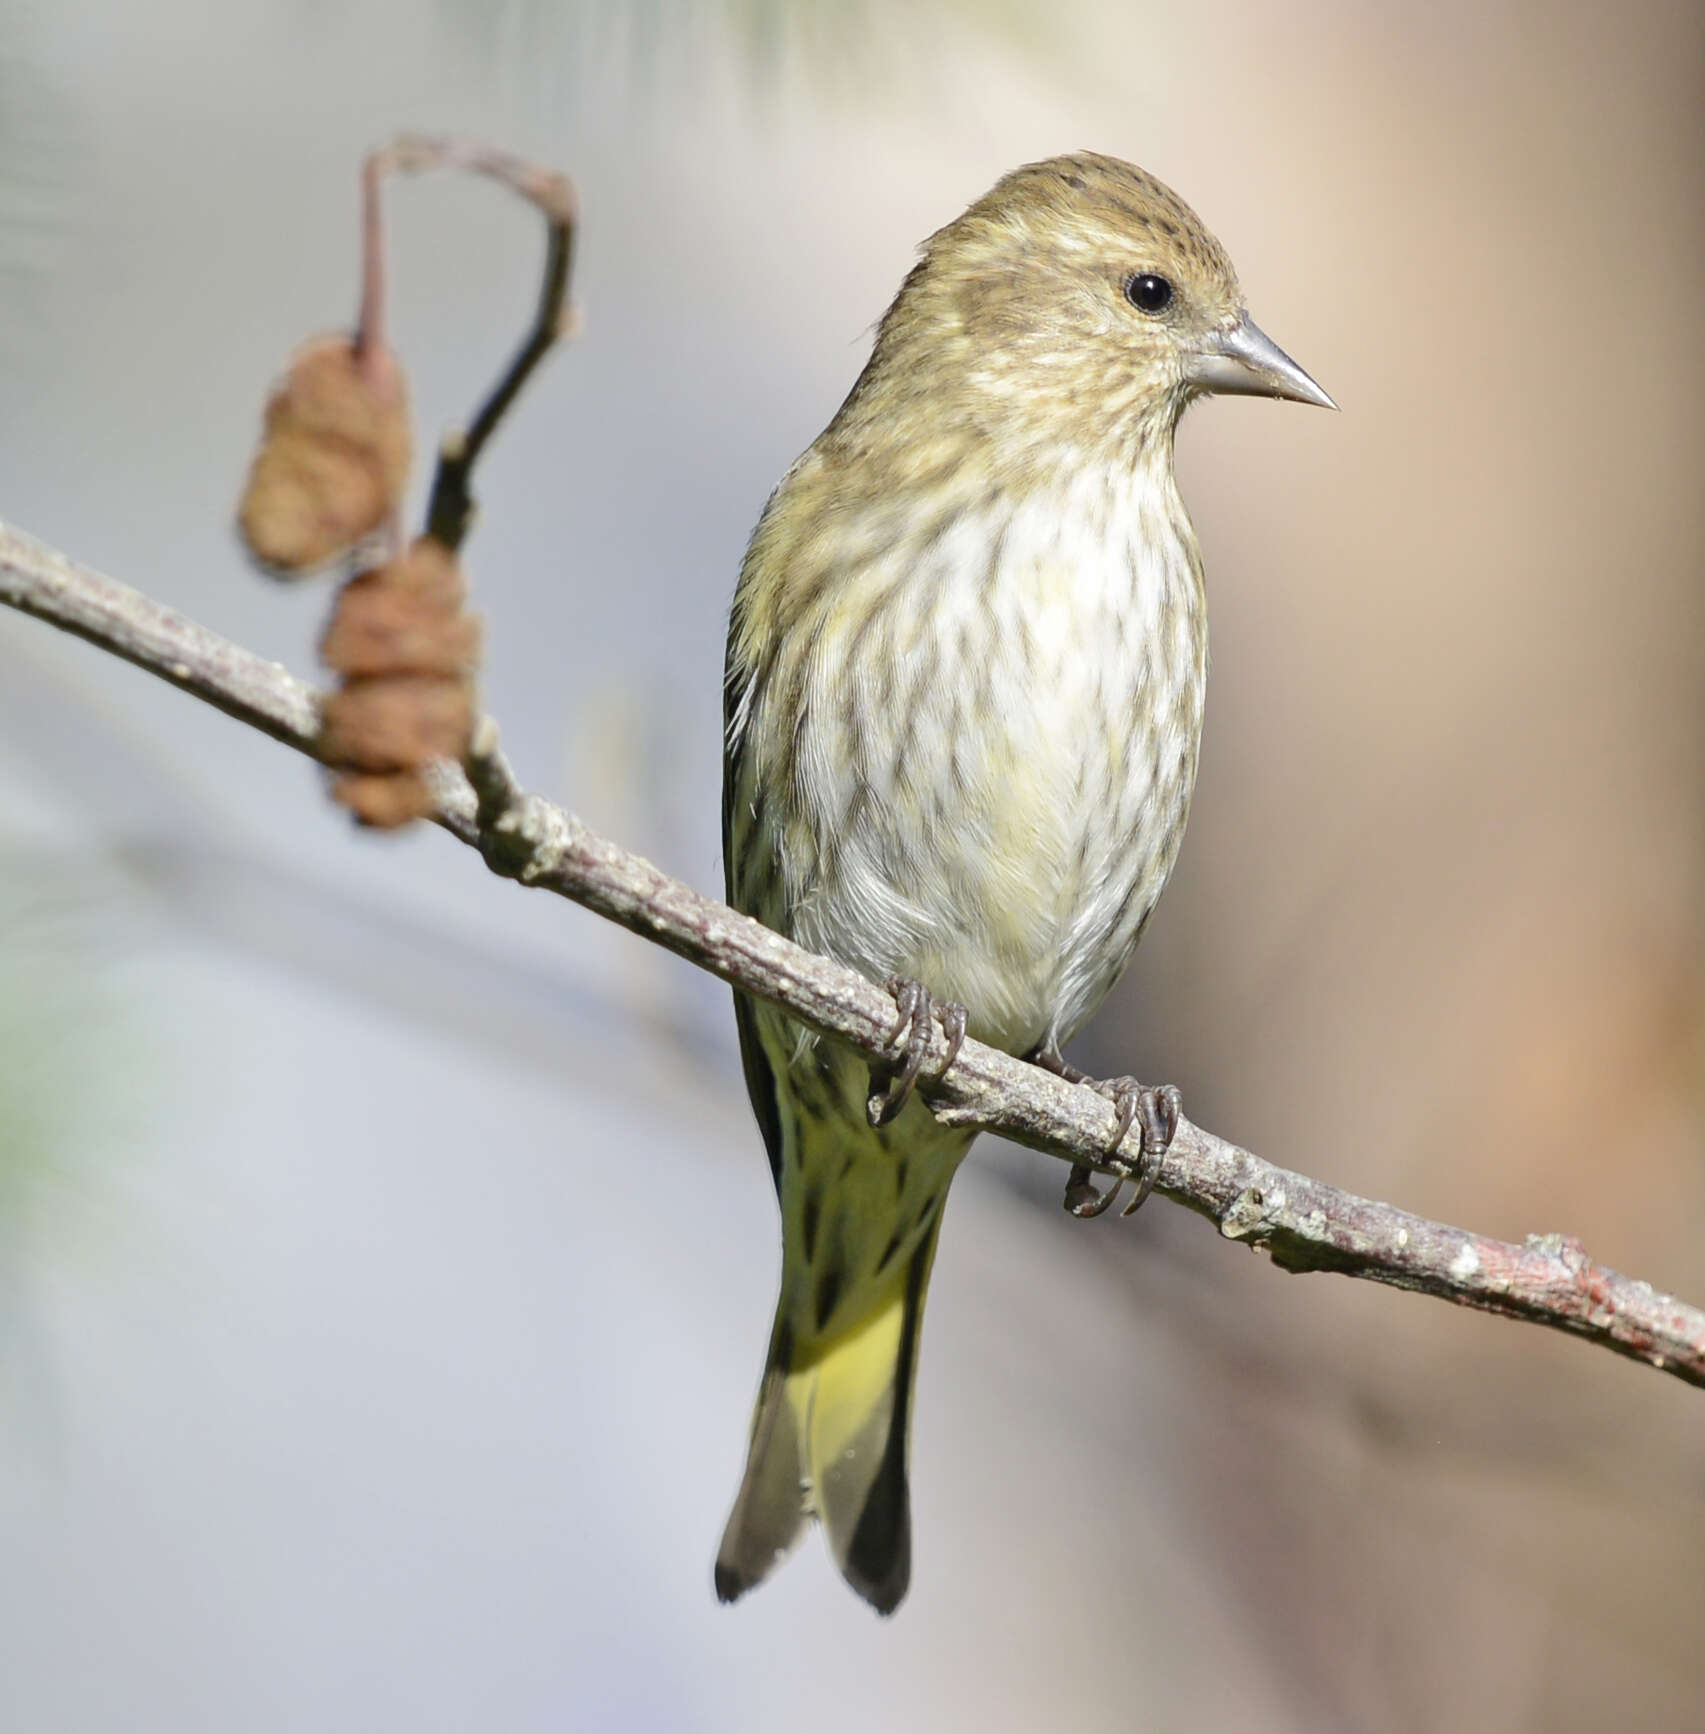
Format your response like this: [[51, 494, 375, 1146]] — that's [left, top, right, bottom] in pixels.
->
[[717, 152, 1332, 1613]]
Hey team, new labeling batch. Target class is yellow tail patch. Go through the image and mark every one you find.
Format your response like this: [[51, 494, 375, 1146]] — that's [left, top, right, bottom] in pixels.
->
[[789, 1285, 907, 1512]]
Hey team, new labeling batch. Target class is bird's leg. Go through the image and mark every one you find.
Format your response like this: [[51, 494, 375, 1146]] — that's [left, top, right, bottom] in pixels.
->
[[1028, 1045, 1121, 1215], [868, 977, 966, 1126], [1027, 1046, 1181, 1219]]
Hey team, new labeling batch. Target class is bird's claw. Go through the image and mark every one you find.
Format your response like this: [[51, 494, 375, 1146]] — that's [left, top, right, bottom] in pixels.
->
[[1063, 1162, 1122, 1218], [867, 977, 966, 1126], [1061, 1077, 1181, 1219]]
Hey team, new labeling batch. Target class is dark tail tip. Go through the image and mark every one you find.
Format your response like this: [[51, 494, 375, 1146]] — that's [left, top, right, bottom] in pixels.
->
[[842, 1441, 912, 1615], [714, 1560, 751, 1606]]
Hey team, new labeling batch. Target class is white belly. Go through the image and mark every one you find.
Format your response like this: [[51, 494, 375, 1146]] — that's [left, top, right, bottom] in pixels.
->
[[782, 460, 1206, 1056]]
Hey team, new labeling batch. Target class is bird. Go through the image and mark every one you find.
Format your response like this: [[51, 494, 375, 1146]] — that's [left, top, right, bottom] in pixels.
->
[[716, 151, 1332, 1614]]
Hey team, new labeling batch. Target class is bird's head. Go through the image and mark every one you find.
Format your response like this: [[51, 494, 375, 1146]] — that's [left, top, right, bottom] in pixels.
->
[[855, 152, 1332, 471]]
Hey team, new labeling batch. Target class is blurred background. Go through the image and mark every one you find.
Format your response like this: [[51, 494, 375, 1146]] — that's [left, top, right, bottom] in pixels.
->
[[2, 1, 1702, 1728]]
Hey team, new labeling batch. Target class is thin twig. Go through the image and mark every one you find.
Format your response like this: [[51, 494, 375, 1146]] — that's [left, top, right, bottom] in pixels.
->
[[357, 134, 581, 553], [354, 146, 390, 373], [2, 516, 1702, 1391]]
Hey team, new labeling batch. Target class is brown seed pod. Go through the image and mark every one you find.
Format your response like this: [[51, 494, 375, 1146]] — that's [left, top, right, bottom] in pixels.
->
[[237, 334, 412, 575], [328, 770, 438, 829], [319, 673, 475, 771], [318, 537, 480, 677], [317, 536, 480, 830]]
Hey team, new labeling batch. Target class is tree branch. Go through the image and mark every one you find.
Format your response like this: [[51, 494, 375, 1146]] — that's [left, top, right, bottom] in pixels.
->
[[3, 515, 1702, 1391]]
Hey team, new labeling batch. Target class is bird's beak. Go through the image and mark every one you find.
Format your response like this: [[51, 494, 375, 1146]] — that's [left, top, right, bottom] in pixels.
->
[[1190, 314, 1336, 409]]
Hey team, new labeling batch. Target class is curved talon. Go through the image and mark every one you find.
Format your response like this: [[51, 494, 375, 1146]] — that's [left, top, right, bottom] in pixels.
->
[[1063, 1161, 1126, 1218], [1065, 1074, 1141, 1217], [936, 1000, 968, 1076], [1118, 1082, 1182, 1218], [868, 978, 965, 1126], [882, 976, 927, 1054]]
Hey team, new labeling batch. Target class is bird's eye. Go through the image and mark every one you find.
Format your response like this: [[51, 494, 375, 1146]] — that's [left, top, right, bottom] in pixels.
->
[[1125, 273, 1174, 314]]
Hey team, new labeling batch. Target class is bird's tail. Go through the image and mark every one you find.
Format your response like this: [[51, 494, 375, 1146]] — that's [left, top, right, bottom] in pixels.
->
[[715, 1209, 943, 1615]]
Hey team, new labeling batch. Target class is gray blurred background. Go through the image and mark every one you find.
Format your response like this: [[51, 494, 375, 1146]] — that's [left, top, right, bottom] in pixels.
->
[[2, 2, 1702, 1729]]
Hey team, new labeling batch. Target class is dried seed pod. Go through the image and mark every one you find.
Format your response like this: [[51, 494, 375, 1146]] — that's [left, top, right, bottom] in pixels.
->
[[320, 673, 475, 770], [237, 334, 412, 575], [329, 770, 437, 829], [319, 538, 480, 677], [317, 536, 480, 830]]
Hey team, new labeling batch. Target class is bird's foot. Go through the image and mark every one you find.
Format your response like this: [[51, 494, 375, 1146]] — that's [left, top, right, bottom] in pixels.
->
[[867, 977, 966, 1126], [1027, 1048, 1179, 1219], [1069, 1078, 1180, 1217]]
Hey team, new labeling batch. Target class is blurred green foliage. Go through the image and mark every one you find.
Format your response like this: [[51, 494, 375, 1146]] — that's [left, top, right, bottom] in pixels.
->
[[0, 864, 141, 1253]]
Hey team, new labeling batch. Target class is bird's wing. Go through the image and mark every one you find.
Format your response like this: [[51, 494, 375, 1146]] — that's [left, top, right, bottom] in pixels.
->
[[723, 659, 786, 1198]]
